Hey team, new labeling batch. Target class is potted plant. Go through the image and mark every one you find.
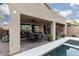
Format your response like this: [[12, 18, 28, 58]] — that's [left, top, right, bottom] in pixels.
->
[[60, 34, 65, 37], [57, 34, 65, 39], [48, 34, 53, 41]]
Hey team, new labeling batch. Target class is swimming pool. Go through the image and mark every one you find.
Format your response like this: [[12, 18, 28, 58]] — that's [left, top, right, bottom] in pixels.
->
[[14, 37, 79, 56], [44, 45, 79, 56]]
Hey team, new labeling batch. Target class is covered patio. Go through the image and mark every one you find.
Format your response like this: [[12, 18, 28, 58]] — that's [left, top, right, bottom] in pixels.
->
[[0, 13, 54, 56], [20, 14, 53, 52]]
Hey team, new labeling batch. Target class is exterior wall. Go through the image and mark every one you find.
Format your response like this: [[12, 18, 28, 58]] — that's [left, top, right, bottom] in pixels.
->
[[8, 3, 66, 24], [67, 26, 79, 37]]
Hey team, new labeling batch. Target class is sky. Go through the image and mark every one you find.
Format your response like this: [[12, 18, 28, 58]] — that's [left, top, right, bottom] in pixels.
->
[[0, 3, 10, 26], [48, 3, 79, 20]]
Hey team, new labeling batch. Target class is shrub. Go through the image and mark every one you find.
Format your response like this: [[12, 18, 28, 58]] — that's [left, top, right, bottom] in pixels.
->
[[61, 34, 65, 37], [72, 35, 76, 37]]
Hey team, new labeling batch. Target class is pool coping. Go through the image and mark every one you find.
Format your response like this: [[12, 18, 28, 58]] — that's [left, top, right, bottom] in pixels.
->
[[14, 37, 79, 56]]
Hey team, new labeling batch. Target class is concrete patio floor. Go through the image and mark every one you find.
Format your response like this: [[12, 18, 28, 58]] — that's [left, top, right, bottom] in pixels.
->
[[0, 39, 49, 56], [21, 40, 49, 52]]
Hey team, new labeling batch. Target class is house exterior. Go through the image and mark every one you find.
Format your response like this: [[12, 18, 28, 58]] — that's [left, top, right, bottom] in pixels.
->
[[8, 3, 67, 55]]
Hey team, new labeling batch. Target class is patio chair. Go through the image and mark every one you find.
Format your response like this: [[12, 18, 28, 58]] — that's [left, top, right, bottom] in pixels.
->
[[42, 35, 48, 41], [29, 33, 35, 43], [25, 31, 30, 41], [2, 30, 9, 42], [2, 35, 9, 42], [21, 31, 27, 40], [38, 32, 43, 42]]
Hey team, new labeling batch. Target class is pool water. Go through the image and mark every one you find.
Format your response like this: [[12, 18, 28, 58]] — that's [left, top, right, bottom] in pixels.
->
[[44, 45, 79, 56], [65, 40, 79, 46], [67, 48, 79, 56]]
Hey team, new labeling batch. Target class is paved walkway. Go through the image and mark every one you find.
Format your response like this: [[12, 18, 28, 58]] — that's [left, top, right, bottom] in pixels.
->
[[0, 40, 9, 56]]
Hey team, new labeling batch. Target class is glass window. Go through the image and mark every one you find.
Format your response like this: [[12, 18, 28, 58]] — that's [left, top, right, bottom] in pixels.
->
[[34, 26, 39, 32], [44, 25, 51, 35], [21, 24, 32, 31]]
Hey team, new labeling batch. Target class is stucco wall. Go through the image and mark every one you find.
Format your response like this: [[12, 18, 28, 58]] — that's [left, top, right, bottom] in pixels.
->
[[67, 26, 79, 37], [8, 3, 66, 24]]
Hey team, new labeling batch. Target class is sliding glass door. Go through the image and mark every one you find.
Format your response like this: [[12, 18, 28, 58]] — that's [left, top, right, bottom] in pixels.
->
[[21, 23, 32, 38]]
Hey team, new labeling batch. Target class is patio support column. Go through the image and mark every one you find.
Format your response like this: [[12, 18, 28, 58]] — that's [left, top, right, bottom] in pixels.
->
[[9, 12, 20, 54], [64, 24, 67, 37], [51, 21, 56, 41]]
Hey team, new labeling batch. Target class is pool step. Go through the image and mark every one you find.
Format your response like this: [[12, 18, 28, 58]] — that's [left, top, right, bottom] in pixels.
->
[[63, 43, 79, 50]]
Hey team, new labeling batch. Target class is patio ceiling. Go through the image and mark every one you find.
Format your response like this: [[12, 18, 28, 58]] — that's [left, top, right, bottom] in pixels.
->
[[20, 14, 52, 25]]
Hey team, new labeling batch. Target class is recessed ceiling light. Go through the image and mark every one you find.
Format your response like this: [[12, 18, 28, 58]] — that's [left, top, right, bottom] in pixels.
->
[[13, 11, 17, 14]]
